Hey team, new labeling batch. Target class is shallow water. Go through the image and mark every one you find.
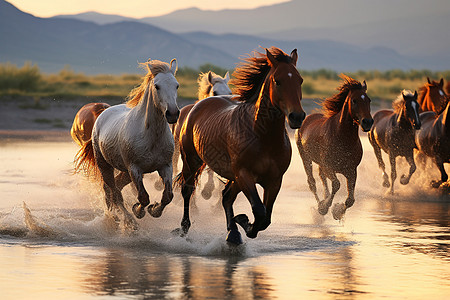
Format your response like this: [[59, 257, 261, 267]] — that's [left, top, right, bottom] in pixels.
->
[[0, 134, 449, 299]]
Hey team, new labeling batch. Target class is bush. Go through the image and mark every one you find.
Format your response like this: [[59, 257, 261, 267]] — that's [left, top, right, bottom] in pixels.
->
[[0, 62, 41, 91]]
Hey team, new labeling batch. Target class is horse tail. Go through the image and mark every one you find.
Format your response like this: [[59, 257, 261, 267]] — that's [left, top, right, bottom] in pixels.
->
[[173, 163, 206, 189], [73, 139, 99, 179]]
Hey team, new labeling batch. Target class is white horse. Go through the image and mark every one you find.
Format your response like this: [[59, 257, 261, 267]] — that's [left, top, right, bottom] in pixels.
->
[[170, 71, 232, 200], [75, 59, 179, 228]]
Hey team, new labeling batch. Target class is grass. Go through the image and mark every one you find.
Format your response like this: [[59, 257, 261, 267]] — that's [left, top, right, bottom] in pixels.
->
[[1, 62, 449, 104]]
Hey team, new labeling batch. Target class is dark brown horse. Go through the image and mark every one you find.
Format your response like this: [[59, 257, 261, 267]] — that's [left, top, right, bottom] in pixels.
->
[[415, 99, 450, 189], [176, 47, 305, 245], [368, 90, 421, 194], [417, 77, 448, 114], [295, 75, 373, 220], [71, 102, 110, 147]]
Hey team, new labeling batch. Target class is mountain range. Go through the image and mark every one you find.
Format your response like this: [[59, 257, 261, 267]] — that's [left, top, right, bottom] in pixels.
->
[[1, 0, 449, 74]]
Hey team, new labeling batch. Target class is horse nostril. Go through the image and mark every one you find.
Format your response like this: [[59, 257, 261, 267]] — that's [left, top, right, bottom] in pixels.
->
[[288, 112, 306, 129], [166, 109, 180, 124]]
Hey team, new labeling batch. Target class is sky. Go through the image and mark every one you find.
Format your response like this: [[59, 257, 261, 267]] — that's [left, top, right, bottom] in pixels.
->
[[7, 0, 289, 18]]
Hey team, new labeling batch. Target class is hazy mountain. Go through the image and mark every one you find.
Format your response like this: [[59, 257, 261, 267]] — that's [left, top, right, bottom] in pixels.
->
[[0, 0, 235, 73], [54, 11, 134, 25], [54, 0, 450, 60], [2, 0, 449, 73]]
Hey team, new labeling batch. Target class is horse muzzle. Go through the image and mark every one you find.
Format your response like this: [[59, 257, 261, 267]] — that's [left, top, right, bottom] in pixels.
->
[[287, 111, 306, 129], [360, 118, 374, 132], [166, 109, 180, 124]]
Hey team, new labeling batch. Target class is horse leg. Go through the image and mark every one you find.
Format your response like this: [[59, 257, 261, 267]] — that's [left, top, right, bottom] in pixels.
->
[[201, 167, 215, 200], [388, 154, 397, 194], [148, 164, 174, 218], [233, 170, 266, 239], [431, 159, 448, 188], [400, 153, 416, 185], [319, 172, 340, 215], [299, 150, 320, 203], [221, 181, 242, 245], [128, 165, 150, 219], [332, 169, 356, 220], [115, 171, 131, 191], [371, 138, 390, 188], [96, 153, 136, 229], [319, 166, 330, 200], [260, 178, 283, 231]]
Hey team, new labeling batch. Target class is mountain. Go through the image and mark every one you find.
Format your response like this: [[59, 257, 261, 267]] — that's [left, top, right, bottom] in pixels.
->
[[2, 0, 449, 73], [55, 0, 450, 61], [0, 0, 235, 73], [54, 11, 133, 25]]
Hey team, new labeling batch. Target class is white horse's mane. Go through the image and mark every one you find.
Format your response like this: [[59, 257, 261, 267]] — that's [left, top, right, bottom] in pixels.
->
[[197, 71, 226, 100]]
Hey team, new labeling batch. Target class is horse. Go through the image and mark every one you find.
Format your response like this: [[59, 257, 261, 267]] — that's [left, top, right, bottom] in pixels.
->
[[176, 47, 305, 245], [368, 90, 421, 194], [70, 102, 110, 147], [417, 77, 448, 114], [295, 74, 373, 220], [415, 99, 450, 189], [170, 71, 231, 200], [74, 58, 180, 228]]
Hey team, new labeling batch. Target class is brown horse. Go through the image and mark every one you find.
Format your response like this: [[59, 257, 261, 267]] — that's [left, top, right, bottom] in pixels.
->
[[368, 90, 421, 194], [417, 77, 448, 114], [70, 102, 110, 147], [295, 75, 373, 220], [176, 47, 305, 245], [415, 99, 450, 189]]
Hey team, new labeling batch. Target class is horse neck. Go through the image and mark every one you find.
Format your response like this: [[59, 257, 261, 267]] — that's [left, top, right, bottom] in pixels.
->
[[337, 99, 359, 137], [253, 83, 286, 140], [396, 105, 411, 129]]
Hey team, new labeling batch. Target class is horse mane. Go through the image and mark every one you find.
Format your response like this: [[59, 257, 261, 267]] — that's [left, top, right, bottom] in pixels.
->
[[322, 74, 365, 117], [126, 60, 171, 108], [392, 89, 414, 113], [417, 79, 441, 105], [197, 71, 223, 100], [231, 47, 294, 103]]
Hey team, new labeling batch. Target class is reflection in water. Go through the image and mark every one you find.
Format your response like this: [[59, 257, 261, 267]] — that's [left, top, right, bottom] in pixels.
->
[[376, 199, 450, 259], [81, 249, 274, 299]]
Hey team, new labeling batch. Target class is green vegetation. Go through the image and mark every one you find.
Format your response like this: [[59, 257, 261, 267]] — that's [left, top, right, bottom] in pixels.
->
[[1, 62, 449, 103]]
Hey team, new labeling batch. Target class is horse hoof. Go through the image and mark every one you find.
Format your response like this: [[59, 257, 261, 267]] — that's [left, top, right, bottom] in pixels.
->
[[400, 175, 409, 185], [132, 203, 145, 219], [332, 203, 346, 220], [233, 214, 250, 231], [148, 204, 162, 218], [431, 180, 442, 189], [382, 180, 390, 188], [171, 228, 186, 237], [226, 230, 243, 245], [318, 200, 329, 215]]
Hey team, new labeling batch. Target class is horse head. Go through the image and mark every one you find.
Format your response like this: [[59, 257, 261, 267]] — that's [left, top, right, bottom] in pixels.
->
[[424, 77, 448, 114], [265, 48, 305, 129], [150, 58, 180, 124], [207, 71, 232, 97], [347, 80, 373, 132], [403, 90, 421, 130]]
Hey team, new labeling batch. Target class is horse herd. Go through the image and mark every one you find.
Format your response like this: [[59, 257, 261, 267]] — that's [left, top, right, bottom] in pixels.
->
[[71, 47, 450, 245]]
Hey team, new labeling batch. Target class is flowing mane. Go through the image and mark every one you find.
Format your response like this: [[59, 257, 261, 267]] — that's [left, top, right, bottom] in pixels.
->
[[126, 60, 172, 108], [322, 74, 365, 117], [197, 71, 223, 100], [231, 47, 295, 103], [392, 90, 414, 113], [418, 79, 442, 106]]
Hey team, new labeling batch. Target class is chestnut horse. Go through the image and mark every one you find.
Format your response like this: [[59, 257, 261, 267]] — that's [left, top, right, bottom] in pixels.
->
[[75, 59, 180, 228], [295, 75, 373, 220], [176, 47, 305, 245], [71, 102, 110, 147], [368, 90, 421, 194], [171, 71, 231, 199], [417, 77, 448, 114], [415, 99, 450, 188]]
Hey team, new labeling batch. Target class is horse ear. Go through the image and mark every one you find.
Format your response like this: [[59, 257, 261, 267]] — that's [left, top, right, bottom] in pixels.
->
[[439, 78, 444, 87], [170, 58, 178, 75], [207, 71, 213, 85], [224, 71, 230, 83], [290, 49, 298, 66], [414, 90, 418, 99], [266, 49, 277, 67], [362, 80, 367, 91], [427, 77, 431, 84]]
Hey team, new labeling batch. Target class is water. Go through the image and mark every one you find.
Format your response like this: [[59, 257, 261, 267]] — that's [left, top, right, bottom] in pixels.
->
[[0, 133, 449, 299]]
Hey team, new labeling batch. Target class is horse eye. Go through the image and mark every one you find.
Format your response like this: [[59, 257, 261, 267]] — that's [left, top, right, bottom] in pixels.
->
[[213, 91, 218, 96], [176, 85, 179, 90], [155, 84, 160, 90]]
